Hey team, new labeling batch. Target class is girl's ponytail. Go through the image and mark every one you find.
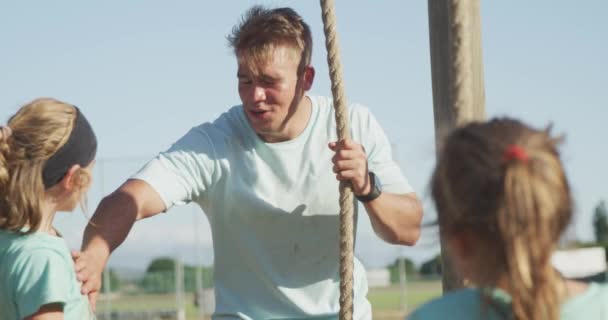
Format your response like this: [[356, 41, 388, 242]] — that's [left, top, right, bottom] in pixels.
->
[[0, 99, 77, 233]]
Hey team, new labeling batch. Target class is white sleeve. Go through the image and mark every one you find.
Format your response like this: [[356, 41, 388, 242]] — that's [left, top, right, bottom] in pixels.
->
[[131, 126, 217, 210], [351, 106, 414, 195]]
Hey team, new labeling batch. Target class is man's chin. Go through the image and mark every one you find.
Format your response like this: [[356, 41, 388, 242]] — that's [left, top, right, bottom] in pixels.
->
[[256, 128, 276, 136], [248, 119, 273, 132]]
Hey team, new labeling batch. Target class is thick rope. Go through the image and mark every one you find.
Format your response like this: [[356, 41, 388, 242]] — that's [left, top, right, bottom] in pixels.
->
[[449, 0, 474, 125], [319, 0, 354, 319]]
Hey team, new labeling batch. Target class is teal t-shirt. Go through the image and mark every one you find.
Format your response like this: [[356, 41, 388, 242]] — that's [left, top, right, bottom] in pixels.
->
[[132, 95, 414, 319], [0, 229, 95, 319], [408, 284, 608, 320]]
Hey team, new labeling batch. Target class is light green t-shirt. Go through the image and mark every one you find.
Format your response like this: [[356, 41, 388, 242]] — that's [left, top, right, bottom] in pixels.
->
[[0, 229, 95, 319], [408, 283, 608, 320], [132, 95, 414, 319]]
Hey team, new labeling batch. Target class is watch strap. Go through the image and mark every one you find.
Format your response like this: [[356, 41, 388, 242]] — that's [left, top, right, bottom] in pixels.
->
[[356, 172, 382, 202]]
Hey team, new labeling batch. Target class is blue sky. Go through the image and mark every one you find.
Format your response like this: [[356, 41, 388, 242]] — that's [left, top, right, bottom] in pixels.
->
[[1, 1, 606, 270]]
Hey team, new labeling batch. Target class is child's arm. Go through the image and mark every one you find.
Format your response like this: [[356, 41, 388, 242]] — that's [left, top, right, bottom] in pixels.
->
[[23, 303, 63, 320]]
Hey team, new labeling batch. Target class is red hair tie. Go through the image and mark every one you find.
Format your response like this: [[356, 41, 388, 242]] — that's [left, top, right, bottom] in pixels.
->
[[504, 145, 528, 163]]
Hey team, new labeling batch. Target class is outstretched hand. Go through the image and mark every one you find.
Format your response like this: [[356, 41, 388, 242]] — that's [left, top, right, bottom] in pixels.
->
[[71, 250, 103, 312], [328, 138, 370, 196]]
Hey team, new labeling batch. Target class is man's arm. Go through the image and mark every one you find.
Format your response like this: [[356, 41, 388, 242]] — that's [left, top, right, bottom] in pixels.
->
[[329, 139, 423, 246], [75, 179, 166, 308], [361, 192, 422, 245]]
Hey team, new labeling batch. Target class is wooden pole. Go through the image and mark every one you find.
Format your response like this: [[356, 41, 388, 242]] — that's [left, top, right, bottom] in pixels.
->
[[427, 0, 486, 292]]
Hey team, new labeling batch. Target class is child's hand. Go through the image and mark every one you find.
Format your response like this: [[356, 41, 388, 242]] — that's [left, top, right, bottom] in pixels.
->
[[72, 250, 102, 312]]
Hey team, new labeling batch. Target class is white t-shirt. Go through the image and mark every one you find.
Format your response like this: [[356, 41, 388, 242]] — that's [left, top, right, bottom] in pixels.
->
[[133, 95, 413, 319]]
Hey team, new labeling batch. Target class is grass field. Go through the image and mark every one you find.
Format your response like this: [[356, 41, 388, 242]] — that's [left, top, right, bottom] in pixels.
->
[[369, 280, 442, 319], [96, 279, 442, 319]]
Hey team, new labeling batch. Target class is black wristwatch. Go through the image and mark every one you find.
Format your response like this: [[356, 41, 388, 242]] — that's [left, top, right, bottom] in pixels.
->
[[356, 172, 382, 202]]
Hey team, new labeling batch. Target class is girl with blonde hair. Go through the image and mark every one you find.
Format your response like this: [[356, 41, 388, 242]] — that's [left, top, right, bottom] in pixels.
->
[[0, 98, 97, 319]]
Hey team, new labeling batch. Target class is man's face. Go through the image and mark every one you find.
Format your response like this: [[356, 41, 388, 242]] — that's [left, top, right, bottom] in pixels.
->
[[237, 46, 313, 142]]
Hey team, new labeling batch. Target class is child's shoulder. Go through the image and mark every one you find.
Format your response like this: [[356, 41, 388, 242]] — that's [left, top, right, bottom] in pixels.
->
[[408, 288, 506, 320], [408, 288, 477, 317], [1, 230, 68, 265]]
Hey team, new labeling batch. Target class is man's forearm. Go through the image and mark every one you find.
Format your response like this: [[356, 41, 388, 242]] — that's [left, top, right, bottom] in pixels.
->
[[77, 180, 165, 298], [364, 192, 423, 245], [82, 191, 139, 259]]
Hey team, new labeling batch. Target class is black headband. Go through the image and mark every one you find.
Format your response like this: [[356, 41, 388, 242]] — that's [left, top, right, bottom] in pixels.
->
[[42, 107, 97, 189]]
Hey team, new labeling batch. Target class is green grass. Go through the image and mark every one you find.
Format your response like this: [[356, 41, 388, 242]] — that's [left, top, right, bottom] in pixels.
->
[[368, 280, 442, 319], [96, 280, 443, 320]]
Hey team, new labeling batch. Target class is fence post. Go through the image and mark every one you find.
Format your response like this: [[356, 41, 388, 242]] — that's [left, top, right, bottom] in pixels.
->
[[175, 259, 186, 320]]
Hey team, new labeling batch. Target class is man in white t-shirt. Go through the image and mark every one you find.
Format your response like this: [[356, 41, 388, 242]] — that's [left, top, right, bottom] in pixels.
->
[[76, 5, 423, 319]]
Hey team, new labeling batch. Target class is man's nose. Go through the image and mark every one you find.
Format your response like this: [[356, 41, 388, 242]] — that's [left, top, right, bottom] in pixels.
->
[[252, 85, 266, 102]]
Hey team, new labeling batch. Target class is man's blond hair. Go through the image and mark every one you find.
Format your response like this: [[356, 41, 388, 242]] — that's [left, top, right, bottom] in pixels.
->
[[227, 6, 313, 76]]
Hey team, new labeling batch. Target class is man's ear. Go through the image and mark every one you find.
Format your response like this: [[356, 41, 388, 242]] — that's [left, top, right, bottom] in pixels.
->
[[302, 66, 315, 91], [58, 164, 82, 192]]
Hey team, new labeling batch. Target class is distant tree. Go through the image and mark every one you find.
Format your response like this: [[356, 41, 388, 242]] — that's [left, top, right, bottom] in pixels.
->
[[146, 257, 176, 273], [419, 255, 442, 276], [593, 200, 608, 243], [141, 257, 215, 293], [387, 258, 416, 284], [141, 258, 177, 293]]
